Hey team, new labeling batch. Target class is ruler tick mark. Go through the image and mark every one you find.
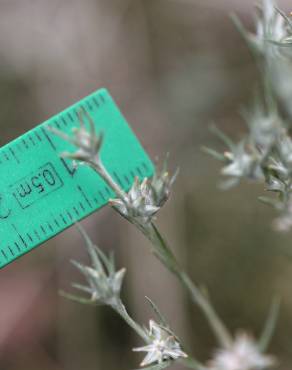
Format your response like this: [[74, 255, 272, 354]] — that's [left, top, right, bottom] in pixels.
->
[[40, 225, 47, 235], [136, 166, 143, 177], [77, 185, 92, 208], [73, 206, 80, 217], [27, 233, 33, 243], [11, 224, 27, 248], [28, 135, 35, 146], [22, 138, 29, 149], [8, 246, 14, 256], [61, 117, 67, 126], [98, 190, 105, 201], [93, 97, 99, 108], [35, 131, 42, 142], [34, 230, 41, 241], [79, 202, 85, 212], [14, 242, 21, 252], [54, 218, 60, 228], [66, 210, 73, 221], [9, 147, 19, 164], [60, 213, 67, 225], [41, 127, 56, 150], [3, 152, 9, 161], [100, 94, 106, 104], [67, 113, 74, 122], [1, 250, 7, 259], [113, 171, 123, 186], [124, 175, 130, 185]]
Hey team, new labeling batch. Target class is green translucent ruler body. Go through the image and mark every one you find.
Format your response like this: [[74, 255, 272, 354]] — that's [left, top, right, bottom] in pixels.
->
[[0, 88, 154, 268]]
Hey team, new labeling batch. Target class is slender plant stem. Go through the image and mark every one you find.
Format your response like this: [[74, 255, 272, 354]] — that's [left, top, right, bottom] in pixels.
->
[[114, 299, 150, 343], [90, 158, 129, 202], [142, 222, 232, 349]]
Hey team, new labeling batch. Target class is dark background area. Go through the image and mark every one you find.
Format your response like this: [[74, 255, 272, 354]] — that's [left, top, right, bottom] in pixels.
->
[[0, 1, 291, 369]]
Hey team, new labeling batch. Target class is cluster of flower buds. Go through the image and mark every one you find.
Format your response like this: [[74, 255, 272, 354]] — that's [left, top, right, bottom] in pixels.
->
[[110, 160, 178, 225], [66, 225, 126, 307]]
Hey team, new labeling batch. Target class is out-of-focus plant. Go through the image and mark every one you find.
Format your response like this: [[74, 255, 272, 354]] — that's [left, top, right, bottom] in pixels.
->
[[51, 103, 277, 369], [205, 0, 292, 232]]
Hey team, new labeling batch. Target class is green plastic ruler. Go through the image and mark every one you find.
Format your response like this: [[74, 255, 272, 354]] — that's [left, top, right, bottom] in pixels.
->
[[0, 88, 154, 268]]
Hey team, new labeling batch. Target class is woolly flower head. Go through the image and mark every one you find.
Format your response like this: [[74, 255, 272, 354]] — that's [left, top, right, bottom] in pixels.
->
[[133, 320, 187, 367], [111, 158, 178, 225], [208, 333, 275, 370]]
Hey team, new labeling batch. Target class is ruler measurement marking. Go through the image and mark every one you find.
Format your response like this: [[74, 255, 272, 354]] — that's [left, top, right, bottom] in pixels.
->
[[47, 222, 54, 233], [136, 166, 143, 177], [11, 224, 27, 248], [77, 185, 92, 208], [41, 127, 56, 151], [34, 230, 41, 241], [53, 218, 60, 228], [60, 213, 67, 225], [34, 130, 42, 142], [73, 206, 80, 217], [8, 246, 14, 256], [3, 151, 9, 161], [86, 101, 93, 111], [27, 233, 33, 243], [104, 187, 111, 196], [113, 171, 123, 186], [1, 250, 7, 260], [40, 225, 47, 235], [28, 135, 35, 146], [22, 138, 29, 150], [98, 190, 106, 201], [9, 147, 19, 164], [124, 174, 130, 185], [14, 241, 21, 252], [61, 117, 67, 127], [66, 210, 73, 221], [67, 113, 74, 123], [92, 97, 100, 108], [54, 120, 61, 129], [78, 201, 85, 212]]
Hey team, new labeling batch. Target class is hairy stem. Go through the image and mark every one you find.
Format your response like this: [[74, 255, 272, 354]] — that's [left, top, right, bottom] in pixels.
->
[[141, 222, 232, 349], [114, 299, 150, 343]]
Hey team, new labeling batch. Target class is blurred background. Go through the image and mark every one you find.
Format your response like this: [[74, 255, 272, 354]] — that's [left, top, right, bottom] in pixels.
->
[[0, 0, 291, 369]]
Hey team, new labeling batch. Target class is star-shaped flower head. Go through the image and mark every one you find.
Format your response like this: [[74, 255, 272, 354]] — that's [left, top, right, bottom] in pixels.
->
[[133, 320, 187, 367], [48, 107, 103, 165], [208, 332, 275, 370], [63, 225, 126, 307], [110, 157, 178, 225]]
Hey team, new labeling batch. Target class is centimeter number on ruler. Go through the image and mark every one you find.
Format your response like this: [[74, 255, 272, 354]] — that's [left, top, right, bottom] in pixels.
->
[[0, 88, 154, 268]]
